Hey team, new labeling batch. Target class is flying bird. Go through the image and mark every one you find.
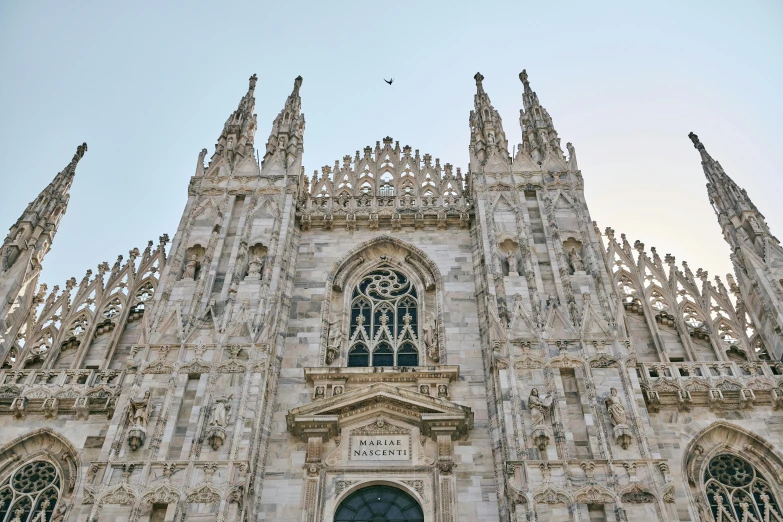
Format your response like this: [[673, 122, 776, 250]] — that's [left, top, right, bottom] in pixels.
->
[[384, 78, 394, 85]]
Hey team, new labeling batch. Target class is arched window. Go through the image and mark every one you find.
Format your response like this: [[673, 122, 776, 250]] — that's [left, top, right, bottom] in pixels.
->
[[334, 485, 424, 522], [704, 453, 782, 521], [348, 268, 420, 367], [0, 460, 61, 522]]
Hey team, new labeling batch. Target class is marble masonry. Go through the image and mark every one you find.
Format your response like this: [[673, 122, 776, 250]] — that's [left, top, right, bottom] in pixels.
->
[[0, 70, 782, 521]]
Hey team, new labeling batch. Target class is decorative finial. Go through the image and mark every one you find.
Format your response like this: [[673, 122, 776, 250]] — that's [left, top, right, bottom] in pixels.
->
[[519, 70, 529, 84], [249, 74, 258, 92], [474, 72, 484, 85], [688, 132, 704, 150], [71, 142, 88, 166], [294, 75, 303, 90]]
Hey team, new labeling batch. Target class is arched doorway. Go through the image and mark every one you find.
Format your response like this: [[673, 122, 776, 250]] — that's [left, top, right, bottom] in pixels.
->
[[334, 485, 424, 522]]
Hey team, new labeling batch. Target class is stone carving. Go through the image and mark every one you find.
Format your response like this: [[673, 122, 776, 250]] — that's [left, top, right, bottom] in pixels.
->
[[605, 388, 632, 449], [568, 247, 584, 272], [247, 255, 264, 280], [506, 249, 519, 275], [528, 388, 553, 450], [10, 397, 26, 419], [182, 254, 199, 280], [423, 312, 438, 362], [326, 319, 342, 364], [207, 395, 232, 450], [127, 390, 151, 451]]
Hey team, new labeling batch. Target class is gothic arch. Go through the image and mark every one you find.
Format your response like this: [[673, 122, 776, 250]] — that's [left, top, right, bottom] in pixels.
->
[[322, 236, 445, 366], [0, 429, 80, 520], [682, 420, 783, 519]]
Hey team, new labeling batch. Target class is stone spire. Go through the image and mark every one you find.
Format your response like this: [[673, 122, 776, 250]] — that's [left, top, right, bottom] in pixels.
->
[[214, 74, 258, 164], [2, 142, 87, 273], [688, 132, 775, 253], [518, 70, 565, 168], [689, 132, 783, 359], [469, 72, 510, 168], [261, 75, 305, 171], [0, 143, 87, 355]]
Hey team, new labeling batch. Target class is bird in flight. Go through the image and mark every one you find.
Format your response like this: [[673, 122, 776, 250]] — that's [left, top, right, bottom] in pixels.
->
[[384, 78, 394, 85]]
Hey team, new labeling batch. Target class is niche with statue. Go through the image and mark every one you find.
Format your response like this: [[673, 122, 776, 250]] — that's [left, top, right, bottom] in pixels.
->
[[498, 238, 521, 276], [245, 243, 268, 281], [562, 238, 585, 275], [182, 244, 206, 281]]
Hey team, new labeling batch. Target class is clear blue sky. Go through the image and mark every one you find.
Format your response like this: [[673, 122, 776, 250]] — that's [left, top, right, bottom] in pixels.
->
[[1, 1, 781, 291]]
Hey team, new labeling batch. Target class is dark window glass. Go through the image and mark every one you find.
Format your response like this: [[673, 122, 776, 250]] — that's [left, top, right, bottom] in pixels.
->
[[334, 485, 424, 522]]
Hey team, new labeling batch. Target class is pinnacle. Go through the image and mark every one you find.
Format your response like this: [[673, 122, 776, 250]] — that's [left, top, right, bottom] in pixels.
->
[[688, 132, 704, 150]]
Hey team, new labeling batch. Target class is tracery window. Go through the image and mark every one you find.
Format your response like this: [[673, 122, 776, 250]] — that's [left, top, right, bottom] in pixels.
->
[[348, 268, 419, 367], [704, 453, 782, 521], [0, 460, 61, 522]]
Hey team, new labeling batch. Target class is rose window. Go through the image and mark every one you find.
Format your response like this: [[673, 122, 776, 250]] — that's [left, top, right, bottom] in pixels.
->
[[0, 460, 61, 522], [705, 454, 782, 521]]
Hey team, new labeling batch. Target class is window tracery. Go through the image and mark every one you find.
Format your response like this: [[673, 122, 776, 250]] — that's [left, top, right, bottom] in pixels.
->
[[0, 460, 61, 522], [348, 268, 419, 368], [704, 453, 782, 522]]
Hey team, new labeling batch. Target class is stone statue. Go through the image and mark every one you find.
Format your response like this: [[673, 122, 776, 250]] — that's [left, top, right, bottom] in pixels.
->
[[528, 388, 549, 427], [247, 255, 264, 279], [183, 255, 198, 280], [209, 395, 232, 428], [604, 388, 627, 427], [506, 250, 519, 274], [327, 319, 342, 350], [128, 391, 151, 429], [568, 247, 584, 272], [423, 313, 436, 352]]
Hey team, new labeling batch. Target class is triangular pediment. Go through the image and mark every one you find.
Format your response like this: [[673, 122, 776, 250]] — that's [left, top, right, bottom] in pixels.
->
[[287, 382, 473, 441]]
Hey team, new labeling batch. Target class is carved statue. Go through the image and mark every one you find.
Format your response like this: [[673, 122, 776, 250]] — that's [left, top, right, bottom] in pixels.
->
[[183, 254, 199, 280], [605, 388, 627, 427], [528, 388, 550, 427], [327, 319, 342, 350], [128, 390, 151, 429], [209, 395, 232, 428], [506, 249, 519, 274], [314, 386, 325, 399], [568, 247, 584, 272], [127, 390, 151, 451], [423, 312, 437, 353], [247, 255, 264, 279]]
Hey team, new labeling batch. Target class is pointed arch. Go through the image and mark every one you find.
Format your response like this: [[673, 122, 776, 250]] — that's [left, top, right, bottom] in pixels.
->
[[682, 421, 783, 521], [323, 236, 444, 366], [0, 428, 79, 522]]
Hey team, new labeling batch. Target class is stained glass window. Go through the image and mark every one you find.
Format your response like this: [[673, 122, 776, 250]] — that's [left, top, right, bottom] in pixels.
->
[[0, 460, 61, 522], [348, 268, 419, 368], [704, 453, 782, 522]]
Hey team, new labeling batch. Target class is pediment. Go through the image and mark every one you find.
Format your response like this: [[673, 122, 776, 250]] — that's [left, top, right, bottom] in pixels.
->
[[287, 382, 473, 441]]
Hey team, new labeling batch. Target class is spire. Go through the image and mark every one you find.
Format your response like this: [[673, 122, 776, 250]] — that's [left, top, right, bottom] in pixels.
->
[[261, 76, 305, 171], [469, 72, 510, 168], [214, 74, 258, 164], [2, 142, 87, 272], [688, 132, 774, 251], [0, 143, 87, 356], [518, 70, 565, 167], [689, 132, 783, 359]]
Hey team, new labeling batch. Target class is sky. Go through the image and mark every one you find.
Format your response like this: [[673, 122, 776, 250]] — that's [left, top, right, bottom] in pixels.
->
[[0, 1, 781, 292]]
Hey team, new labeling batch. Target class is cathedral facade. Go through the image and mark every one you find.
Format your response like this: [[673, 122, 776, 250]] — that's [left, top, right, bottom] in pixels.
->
[[0, 70, 782, 522]]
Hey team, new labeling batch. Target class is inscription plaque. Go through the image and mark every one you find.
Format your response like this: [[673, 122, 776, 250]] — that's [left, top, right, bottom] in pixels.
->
[[350, 435, 411, 461]]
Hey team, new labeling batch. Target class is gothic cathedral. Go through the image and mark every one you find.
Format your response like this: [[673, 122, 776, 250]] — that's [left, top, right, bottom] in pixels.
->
[[0, 71, 782, 522]]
